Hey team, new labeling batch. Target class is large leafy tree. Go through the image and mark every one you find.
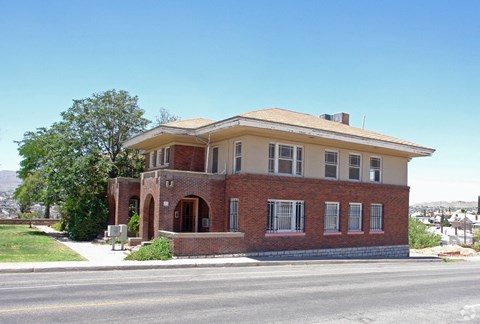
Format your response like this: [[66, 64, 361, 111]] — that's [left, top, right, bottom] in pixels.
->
[[16, 90, 150, 240]]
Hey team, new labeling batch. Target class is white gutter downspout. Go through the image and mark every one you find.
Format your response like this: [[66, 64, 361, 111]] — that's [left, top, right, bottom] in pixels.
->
[[195, 134, 211, 173], [205, 133, 211, 173]]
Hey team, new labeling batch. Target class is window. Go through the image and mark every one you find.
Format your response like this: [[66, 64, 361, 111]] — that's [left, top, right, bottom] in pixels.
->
[[234, 141, 242, 173], [325, 151, 338, 179], [349, 154, 361, 181], [370, 157, 381, 182], [164, 147, 170, 165], [267, 200, 304, 233], [128, 198, 139, 220], [149, 152, 155, 169], [370, 204, 383, 231], [268, 143, 303, 176], [348, 203, 362, 232], [229, 198, 238, 232], [324, 202, 339, 233], [212, 147, 219, 173], [156, 149, 163, 167]]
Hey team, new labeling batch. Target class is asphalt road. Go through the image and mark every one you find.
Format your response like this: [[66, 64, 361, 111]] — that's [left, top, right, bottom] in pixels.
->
[[0, 262, 479, 323]]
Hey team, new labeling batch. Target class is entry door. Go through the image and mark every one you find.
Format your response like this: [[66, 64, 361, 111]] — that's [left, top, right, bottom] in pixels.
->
[[181, 201, 195, 232]]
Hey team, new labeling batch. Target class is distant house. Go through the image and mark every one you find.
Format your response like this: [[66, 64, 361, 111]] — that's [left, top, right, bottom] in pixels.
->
[[107, 108, 434, 258]]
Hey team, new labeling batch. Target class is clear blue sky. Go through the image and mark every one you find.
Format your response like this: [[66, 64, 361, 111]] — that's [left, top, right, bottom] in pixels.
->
[[0, 0, 479, 203]]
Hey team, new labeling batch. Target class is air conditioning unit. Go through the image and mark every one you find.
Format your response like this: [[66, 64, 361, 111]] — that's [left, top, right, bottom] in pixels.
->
[[107, 225, 120, 237]]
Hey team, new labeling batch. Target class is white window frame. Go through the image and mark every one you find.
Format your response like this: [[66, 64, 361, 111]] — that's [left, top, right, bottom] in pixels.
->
[[370, 204, 383, 231], [324, 202, 340, 233], [370, 156, 381, 183], [268, 143, 303, 176], [164, 147, 170, 165], [325, 150, 338, 179], [229, 198, 239, 232], [267, 199, 304, 233], [211, 146, 219, 174], [234, 141, 242, 173], [348, 153, 361, 181], [148, 151, 155, 169], [348, 203, 362, 232], [156, 149, 163, 167]]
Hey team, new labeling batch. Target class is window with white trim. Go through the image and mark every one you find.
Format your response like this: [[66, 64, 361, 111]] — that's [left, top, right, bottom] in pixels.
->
[[324, 202, 339, 233], [370, 157, 381, 182], [268, 143, 303, 176], [348, 203, 362, 232], [234, 141, 242, 173], [370, 204, 383, 231], [156, 149, 163, 167], [229, 198, 238, 232], [149, 152, 155, 169], [325, 151, 338, 179], [349, 154, 361, 181], [212, 147, 219, 173], [164, 147, 170, 165], [267, 200, 304, 233]]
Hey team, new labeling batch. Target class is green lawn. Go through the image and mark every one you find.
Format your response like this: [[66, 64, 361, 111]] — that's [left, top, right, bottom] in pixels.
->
[[0, 225, 85, 262]]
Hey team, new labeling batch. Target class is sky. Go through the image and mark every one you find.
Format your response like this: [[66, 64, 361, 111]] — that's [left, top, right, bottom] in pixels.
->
[[0, 0, 478, 204]]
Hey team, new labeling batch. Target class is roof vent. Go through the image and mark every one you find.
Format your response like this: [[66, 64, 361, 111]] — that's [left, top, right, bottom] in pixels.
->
[[320, 112, 349, 125]]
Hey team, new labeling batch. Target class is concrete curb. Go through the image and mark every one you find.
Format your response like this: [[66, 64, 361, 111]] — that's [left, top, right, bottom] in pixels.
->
[[0, 257, 442, 274]]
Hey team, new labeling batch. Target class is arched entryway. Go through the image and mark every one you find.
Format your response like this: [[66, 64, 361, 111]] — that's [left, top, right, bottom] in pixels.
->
[[173, 195, 210, 233], [142, 194, 155, 240]]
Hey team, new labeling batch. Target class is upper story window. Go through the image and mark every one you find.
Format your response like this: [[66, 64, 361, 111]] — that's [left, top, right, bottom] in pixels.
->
[[211, 147, 219, 174], [149, 151, 155, 169], [234, 141, 242, 173], [164, 147, 170, 165], [349, 154, 361, 181], [268, 143, 303, 176], [370, 157, 381, 182], [267, 200, 304, 233], [325, 151, 338, 179], [156, 149, 163, 167]]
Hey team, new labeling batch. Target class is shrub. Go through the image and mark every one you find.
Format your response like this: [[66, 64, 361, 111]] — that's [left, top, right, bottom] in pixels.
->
[[51, 222, 63, 231], [409, 217, 441, 249], [128, 212, 140, 236], [125, 237, 172, 261], [474, 229, 480, 244], [63, 195, 108, 241]]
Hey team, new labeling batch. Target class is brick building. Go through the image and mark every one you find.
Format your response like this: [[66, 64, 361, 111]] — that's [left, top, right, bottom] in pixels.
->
[[107, 108, 434, 258]]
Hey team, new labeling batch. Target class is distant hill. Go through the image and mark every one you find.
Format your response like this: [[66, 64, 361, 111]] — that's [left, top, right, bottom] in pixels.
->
[[411, 201, 477, 208], [0, 170, 21, 192]]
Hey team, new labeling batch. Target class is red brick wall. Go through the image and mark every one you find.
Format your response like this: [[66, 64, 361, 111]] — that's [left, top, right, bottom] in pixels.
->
[[171, 145, 205, 172], [117, 171, 409, 256], [225, 173, 409, 254], [171, 236, 246, 256], [139, 171, 226, 240], [107, 178, 141, 226]]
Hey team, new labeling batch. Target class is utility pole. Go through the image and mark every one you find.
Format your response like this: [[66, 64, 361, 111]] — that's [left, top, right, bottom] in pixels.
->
[[462, 208, 467, 245]]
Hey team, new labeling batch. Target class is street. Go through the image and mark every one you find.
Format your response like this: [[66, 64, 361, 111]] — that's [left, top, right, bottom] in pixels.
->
[[0, 262, 479, 323]]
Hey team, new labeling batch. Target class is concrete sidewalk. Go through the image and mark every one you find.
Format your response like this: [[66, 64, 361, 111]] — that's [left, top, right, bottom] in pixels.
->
[[0, 225, 444, 274]]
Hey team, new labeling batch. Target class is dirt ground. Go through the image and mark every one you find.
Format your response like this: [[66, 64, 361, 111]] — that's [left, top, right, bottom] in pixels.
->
[[411, 244, 478, 257]]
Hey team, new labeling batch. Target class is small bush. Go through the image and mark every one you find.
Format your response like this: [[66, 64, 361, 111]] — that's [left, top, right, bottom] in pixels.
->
[[128, 212, 139, 236], [409, 218, 441, 249], [125, 237, 172, 261], [51, 222, 63, 231]]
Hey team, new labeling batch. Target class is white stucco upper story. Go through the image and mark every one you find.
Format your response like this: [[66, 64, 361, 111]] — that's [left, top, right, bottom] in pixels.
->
[[124, 108, 434, 187]]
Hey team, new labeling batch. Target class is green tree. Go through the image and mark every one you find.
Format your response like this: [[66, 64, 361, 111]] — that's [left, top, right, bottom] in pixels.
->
[[16, 90, 150, 240], [155, 107, 180, 126], [409, 217, 441, 249]]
